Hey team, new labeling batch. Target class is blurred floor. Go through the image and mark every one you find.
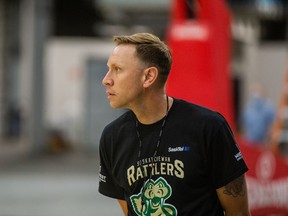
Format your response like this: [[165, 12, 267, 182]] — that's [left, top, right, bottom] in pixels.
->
[[0, 139, 120, 216]]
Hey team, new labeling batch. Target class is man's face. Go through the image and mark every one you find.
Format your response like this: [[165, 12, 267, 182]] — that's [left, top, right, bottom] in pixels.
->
[[103, 44, 145, 109]]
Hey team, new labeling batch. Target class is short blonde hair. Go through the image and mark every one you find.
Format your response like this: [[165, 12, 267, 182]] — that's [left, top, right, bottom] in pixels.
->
[[113, 33, 172, 86]]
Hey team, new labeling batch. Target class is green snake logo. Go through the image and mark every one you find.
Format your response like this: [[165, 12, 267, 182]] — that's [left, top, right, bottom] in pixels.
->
[[130, 177, 177, 216]]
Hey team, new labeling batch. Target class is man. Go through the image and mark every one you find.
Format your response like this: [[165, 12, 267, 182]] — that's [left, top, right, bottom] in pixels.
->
[[98, 33, 250, 215]]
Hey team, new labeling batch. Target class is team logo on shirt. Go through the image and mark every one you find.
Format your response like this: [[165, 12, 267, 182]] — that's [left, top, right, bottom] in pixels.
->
[[130, 177, 177, 216]]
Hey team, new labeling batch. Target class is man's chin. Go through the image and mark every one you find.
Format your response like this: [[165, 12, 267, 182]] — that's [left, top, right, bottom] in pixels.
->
[[109, 100, 128, 109], [110, 102, 121, 109]]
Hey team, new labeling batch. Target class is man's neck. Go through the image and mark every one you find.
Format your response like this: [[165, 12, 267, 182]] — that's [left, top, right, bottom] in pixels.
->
[[133, 95, 172, 125]]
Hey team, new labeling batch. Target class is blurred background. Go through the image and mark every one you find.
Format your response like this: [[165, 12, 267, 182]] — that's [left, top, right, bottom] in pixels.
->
[[0, 0, 287, 215]]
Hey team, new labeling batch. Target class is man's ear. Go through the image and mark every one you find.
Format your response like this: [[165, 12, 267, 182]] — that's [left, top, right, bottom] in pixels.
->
[[143, 67, 158, 88]]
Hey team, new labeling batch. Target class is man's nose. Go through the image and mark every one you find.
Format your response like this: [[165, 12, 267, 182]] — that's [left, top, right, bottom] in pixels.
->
[[102, 72, 113, 86]]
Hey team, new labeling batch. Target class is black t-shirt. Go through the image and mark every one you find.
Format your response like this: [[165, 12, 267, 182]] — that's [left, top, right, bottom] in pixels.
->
[[98, 98, 248, 216]]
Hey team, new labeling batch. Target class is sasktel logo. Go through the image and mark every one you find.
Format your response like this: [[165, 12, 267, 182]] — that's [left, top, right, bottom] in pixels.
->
[[168, 146, 190, 152]]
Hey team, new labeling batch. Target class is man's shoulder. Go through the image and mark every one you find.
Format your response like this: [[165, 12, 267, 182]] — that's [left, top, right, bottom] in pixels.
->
[[172, 98, 227, 127], [103, 110, 133, 133], [174, 98, 222, 117]]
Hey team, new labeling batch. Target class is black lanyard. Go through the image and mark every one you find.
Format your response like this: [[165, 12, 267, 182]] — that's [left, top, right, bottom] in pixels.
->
[[134, 95, 169, 210]]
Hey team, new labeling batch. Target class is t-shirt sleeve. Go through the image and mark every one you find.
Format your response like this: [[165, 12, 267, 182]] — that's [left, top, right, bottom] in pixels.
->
[[98, 129, 125, 200], [209, 118, 248, 189]]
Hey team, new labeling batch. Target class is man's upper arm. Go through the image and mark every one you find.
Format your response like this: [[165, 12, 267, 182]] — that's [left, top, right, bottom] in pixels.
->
[[216, 174, 251, 216]]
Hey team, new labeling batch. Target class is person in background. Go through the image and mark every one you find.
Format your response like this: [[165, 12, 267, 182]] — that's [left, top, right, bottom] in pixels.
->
[[98, 32, 250, 215], [242, 83, 276, 146]]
